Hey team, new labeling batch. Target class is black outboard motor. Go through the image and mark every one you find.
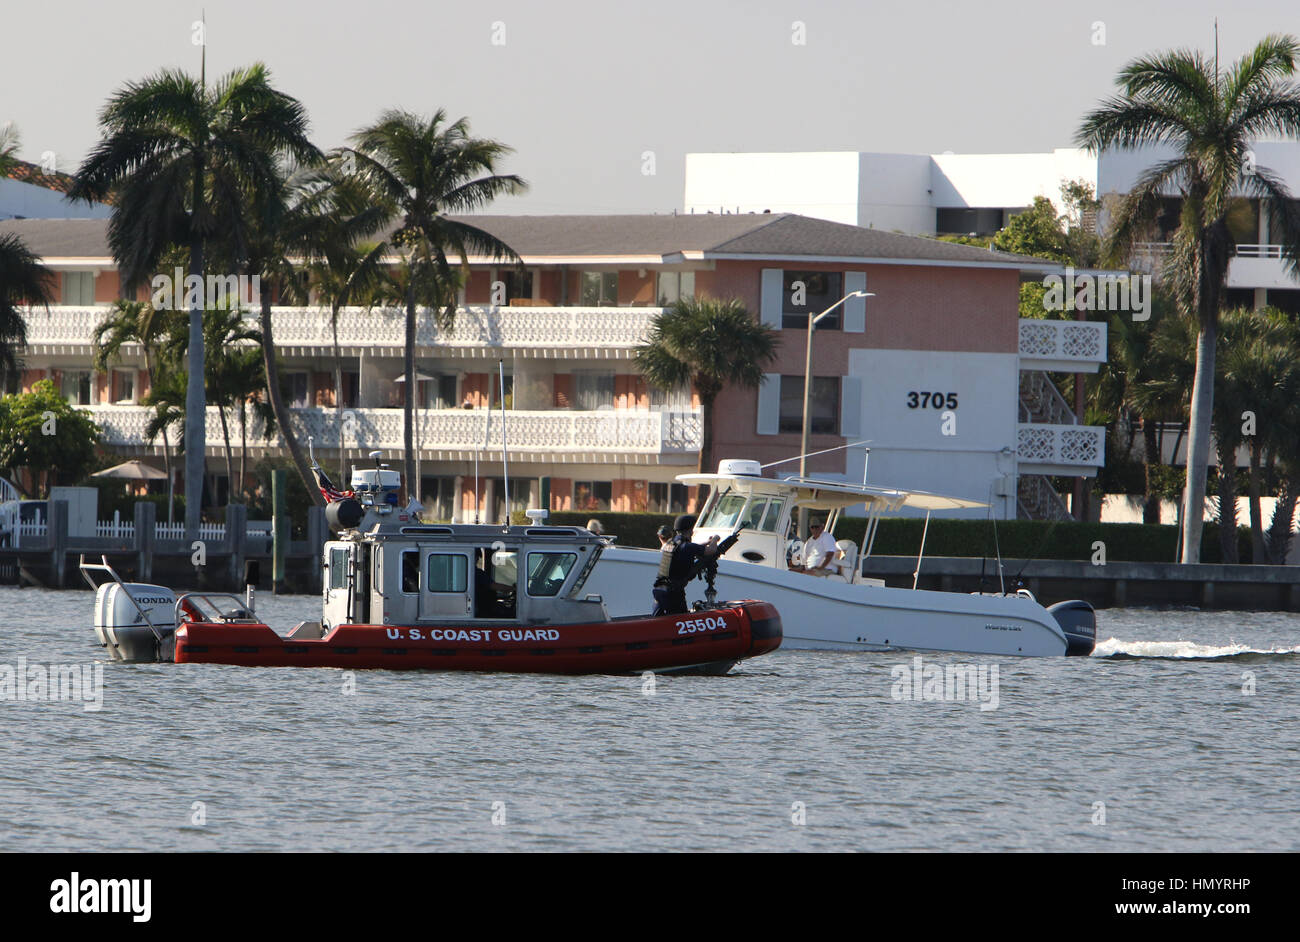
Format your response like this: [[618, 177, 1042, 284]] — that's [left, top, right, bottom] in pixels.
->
[[1047, 600, 1096, 656]]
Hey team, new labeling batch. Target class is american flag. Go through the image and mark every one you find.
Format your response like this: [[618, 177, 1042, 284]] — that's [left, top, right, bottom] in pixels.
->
[[312, 465, 353, 503]]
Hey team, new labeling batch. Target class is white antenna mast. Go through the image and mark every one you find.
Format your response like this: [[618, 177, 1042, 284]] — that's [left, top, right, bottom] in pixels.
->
[[499, 358, 510, 525]]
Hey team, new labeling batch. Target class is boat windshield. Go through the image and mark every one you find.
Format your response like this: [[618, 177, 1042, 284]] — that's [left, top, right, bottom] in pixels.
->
[[699, 493, 747, 529], [526, 551, 578, 597]]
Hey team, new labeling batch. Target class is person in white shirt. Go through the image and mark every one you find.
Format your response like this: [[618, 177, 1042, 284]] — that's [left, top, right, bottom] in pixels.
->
[[800, 520, 840, 575]]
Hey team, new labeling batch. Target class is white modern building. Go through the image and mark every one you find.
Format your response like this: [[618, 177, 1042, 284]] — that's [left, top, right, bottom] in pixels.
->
[[686, 144, 1300, 312]]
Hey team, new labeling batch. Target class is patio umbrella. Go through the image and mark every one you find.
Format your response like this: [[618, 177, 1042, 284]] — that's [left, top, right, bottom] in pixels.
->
[[91, 460, 169, 481]]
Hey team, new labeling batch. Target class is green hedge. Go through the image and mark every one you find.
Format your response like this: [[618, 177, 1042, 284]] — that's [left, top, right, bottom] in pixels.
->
[[524, 511, 1252, 563], [523, 511, 676, 549], [833, 517, 1250, 564]]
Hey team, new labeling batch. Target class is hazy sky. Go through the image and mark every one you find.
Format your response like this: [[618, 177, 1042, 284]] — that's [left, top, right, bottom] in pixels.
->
[[3, 0, 1296, 213]]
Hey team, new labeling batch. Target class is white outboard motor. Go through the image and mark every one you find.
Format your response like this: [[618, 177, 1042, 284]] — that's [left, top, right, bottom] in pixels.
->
[[93, 582, 177, 663]]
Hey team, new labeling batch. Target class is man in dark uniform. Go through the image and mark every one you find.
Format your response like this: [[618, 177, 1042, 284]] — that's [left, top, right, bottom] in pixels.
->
[[652, 514, 723, 616]]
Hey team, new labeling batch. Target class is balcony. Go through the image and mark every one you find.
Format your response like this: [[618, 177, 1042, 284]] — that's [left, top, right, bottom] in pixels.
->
[[79, 405, 702, 464], [1017, 318, 1107, 373], [21, 305, 663, 359], [1133, 243, 1299, 291], [1017, 423, 1106, 476]]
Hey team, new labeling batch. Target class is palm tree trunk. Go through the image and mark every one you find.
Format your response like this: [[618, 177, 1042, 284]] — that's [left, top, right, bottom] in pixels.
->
[[695, 391, 714, 511], [238, 400, 248, 503], [1248, 440, 1265, 564], [259, 292, 324, 506], [1180, 324, 1216, 563], [1216, 438, 1239, 564], [1142, 419, 1161, 524], [184, 229, 206, 538], [218, 402, 235, 506], [404, 279, 416, 501]]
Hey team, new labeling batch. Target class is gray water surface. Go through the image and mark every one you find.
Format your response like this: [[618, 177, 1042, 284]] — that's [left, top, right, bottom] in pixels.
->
[[2, 587, 1297, 852]]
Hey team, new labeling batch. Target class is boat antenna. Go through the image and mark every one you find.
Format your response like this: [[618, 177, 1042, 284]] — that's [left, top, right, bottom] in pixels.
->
[[499, 358, 509, 526], [762, 440, 872, 471]]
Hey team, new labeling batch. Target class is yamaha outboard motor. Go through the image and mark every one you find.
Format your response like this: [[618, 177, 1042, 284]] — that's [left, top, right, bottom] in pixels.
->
[[1047, 600, 1096, 656]]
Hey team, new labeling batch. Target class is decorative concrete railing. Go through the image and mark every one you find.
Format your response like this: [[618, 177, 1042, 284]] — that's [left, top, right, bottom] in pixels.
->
[[80, 405, 702, 456], [1017, 422, 1106, 469], [1017, 318, 1107, 371], [21, 305, 662, 352]]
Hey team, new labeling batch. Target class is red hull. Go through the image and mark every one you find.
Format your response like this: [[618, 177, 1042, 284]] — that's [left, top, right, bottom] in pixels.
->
[[174, 601, 781, 674]]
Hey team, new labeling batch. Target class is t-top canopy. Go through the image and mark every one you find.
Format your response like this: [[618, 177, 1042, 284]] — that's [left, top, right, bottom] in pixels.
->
[[676, 472, 986, 512]]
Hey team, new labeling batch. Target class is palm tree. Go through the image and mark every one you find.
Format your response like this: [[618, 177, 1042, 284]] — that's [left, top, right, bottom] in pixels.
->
[[0, 122, 20, 177], [1216, 307, 1300, 561], [141, 364, 187, 524], [164, 306, 262, 501], [297, 163, 390, 478], [1077, 34, 1300, 562], [0, 232, 54, 387], [343, 110, 526, 495], [635, 296, 780, 503], [69, 63, 319, 537]]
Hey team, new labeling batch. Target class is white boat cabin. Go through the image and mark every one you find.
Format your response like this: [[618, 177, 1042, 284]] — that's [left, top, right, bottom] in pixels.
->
[[320, 463, 609, 630], [684, 459, 985, 583]]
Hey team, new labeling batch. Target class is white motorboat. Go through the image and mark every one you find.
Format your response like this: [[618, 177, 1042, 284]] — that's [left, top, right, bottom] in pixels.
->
[[583, 460, 1096, 657]]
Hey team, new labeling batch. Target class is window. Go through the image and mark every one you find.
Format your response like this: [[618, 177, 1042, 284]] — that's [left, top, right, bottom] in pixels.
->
[[492, 372, 514, 409], [760, 498, 786, 532], [282, 372, 309, 409], [502, 269, 533, 303], [574, 373, 614, 410], [738, 498, 768, 531], [340, 371, 360, 409], [574, 480, 612, 512], [426, 554, 468, 593], [648, 384, 691, 412], [700, 493, 747, 529], [419, 374, 459, 409], [778, 375, 840, 434], [419, 476, 457, 522], [648, 482, 688, 514], [782, 271, 843, 329], [329, 548, 348, 589], [526, 552, 577, 597], [60, 271, 94, 306], [657, 271, 695, 306], [61, 370, 92, 405], [112, 369, 135, 404], [401, 550, 420, 594], [580, 271, 619, 306], [489, 478, 529, 523]]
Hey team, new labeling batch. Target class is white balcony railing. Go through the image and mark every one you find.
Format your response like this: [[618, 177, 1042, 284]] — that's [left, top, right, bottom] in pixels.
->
[[1017, 423, 1106, 473], [79, 405, 702, 458], [1017, 318, 1107, 372], [21, 305, 662, 355]]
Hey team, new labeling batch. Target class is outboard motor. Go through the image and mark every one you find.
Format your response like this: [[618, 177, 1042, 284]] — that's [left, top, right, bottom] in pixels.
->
[[1047, 599, 1096, 656], [93, 582, 177, 662]]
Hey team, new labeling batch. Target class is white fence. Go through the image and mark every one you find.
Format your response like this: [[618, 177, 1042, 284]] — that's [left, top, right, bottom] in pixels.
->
[[7, 512, 267, 545]]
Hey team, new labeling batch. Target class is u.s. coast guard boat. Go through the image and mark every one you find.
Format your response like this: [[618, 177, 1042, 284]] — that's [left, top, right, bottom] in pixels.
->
[[583, 459, 1095, 657], [82, 460, 780, 675]]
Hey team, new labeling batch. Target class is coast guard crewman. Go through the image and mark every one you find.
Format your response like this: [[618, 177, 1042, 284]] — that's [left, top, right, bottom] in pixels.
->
[[652, 515, 721, 616]]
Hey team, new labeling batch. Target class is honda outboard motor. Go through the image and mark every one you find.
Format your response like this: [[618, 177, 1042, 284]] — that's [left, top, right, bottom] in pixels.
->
[[1047, 599, 1096, 656], [93, 582, 177, 662]]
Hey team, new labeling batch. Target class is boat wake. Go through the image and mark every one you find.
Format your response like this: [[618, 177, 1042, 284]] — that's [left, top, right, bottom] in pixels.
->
[[1093, 637, 1300, 661]]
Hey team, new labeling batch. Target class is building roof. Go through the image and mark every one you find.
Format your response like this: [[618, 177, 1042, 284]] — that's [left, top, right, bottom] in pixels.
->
[[4, 159, 81, 196], [0, 212, 1056, 270], [0, 217, 111, 258]]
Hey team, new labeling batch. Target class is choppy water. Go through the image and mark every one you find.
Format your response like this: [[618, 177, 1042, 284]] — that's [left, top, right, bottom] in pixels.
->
[[1, 587, 1298, 852]]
